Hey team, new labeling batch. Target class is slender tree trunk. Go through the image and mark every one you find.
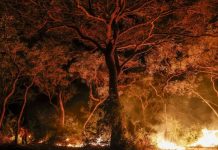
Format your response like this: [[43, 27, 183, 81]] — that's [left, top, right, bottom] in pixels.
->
[[47, 91, 65, 144], [104, 48, 126, 150], [15, 80, 34, 144], [46, 90, 59, 113], [58, 91, 65, 127], [0, 74, 19, 130]]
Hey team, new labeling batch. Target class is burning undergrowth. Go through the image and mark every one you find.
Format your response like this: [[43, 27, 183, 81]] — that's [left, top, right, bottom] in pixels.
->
[[120, 74, 218, 149], [0, 74, 218, 150]]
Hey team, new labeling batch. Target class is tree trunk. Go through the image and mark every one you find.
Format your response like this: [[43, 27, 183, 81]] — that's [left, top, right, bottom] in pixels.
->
[[15, 80, 33, 144], [104, 48, 126, 150], [58, 91, 65, 127], [47, 91, 65, 144], [0, 74, 19, 130]]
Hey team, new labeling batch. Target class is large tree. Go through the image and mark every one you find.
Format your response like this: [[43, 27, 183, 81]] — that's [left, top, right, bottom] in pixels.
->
[[1, 0, 217, 149]]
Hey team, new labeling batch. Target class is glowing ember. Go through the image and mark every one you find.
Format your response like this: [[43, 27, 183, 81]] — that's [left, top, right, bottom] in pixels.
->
[[90, 137, 109, 146], [55, 142, 84, 148], [37, 136, 49, 144], [66, 143, 84, 148], [190, 128, 218, 147], [55, 136, 109, 148], [38, 140, 44, 144], [55, 143, 62, 147]]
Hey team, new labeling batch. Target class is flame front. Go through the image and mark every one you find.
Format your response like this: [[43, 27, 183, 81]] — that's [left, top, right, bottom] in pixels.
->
[[190, 128, 218, 147], [55, 142, 84, 148], [155, 133, 185, 150], [154, 128, 218, 150], [55, 136, 109, 148], [157, 140, 185, 150]]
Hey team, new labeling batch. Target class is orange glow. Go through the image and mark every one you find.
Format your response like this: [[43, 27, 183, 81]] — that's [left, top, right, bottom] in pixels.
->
[[154, 128, 218, 149], [55, 136, 109, 148], [190, 128, 218, 147], [55, 142, 84, 148], [155, 133, 185, 150]]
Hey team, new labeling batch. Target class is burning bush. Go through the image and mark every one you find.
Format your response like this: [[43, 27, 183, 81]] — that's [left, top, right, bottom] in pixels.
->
[[0, 111, 17, 143], [162, 117, 202, 146]]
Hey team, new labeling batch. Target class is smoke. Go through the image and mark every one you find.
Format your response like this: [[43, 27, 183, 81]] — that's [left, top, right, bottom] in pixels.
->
[[153, 75, 218, 145], [121, 74, 218, 146]]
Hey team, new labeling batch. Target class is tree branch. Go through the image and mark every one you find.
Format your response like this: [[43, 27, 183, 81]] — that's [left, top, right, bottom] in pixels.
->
[[118, 10, 172, 39], [83, 98, 106, 132], [211, 76, 218, 98], [114, 49, 121, 73], [191, 89, 218, 118], [122, 0, 154, 16], [75, 0, 106, 24], [119, 47, 152, 73], [153, 33, 218, 38], [19, 21, 63, 48], [65, 25, 104, 52]]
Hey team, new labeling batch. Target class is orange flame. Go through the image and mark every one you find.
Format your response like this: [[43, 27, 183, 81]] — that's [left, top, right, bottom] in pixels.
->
[[154, 128, 218, 150], [190, 128, 218, 147], [155, 133, 185, 150]]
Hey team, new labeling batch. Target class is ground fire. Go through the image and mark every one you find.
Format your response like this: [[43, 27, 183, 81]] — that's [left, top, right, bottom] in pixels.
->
[[154, 128, 218, 150]]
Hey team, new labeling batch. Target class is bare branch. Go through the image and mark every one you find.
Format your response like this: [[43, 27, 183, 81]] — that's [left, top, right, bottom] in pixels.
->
[[191, 89, 218, 118], [45, 89, 59, 113], [28, 0, 38, 6], [153, 33, 218, 38], [106, 0, 121, 42], [163, 72, 186, 93], [83, 98, 106, 132], [122, 0, 154, 16], [89, 83, 100, 102], [150, 83, 162, 99], [211, 76, 218, 98], [196, 70, 218, 76], [65, 25, 104, 52], [118, 22, 151, 39], [118, 10, 172, 40], [119, 47, 152, 72], [0, 71, 20, 129], [75, 0, 106, 24], [19, 21, 63, 48], [117, 42, 155, 50]]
